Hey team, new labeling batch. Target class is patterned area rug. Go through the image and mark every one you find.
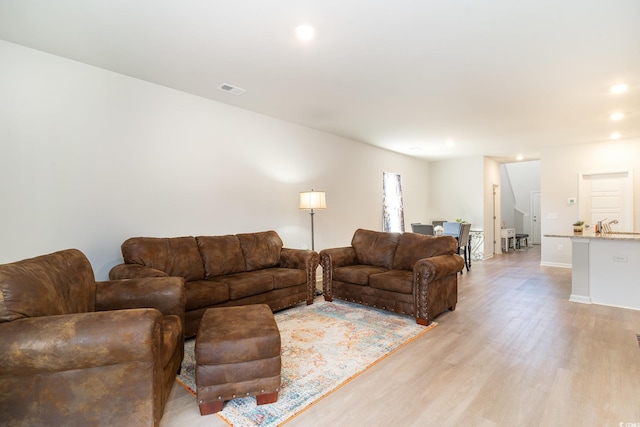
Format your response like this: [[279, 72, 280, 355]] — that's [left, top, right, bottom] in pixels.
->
[[176, 299, 436, 426]]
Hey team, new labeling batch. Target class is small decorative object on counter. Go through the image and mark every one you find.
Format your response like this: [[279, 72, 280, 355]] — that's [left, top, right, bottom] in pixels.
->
[[573, 221, 584, 233]]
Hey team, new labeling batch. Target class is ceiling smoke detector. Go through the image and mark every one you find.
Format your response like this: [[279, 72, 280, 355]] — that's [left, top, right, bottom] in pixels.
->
[[217, 83, 246, 95]]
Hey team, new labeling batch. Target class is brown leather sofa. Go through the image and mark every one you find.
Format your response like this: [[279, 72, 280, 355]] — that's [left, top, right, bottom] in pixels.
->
[[109, 230, 319, 337], [0, 249, 185, 427], [320, 229, 464, 325]]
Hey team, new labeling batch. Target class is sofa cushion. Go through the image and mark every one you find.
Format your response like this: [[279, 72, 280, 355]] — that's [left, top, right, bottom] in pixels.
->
[[0, 249, 96, 322], [392, 233, 457, 271], [369, 270, 414, 294], [333, 265, 388, 286], [122, 237, 205, 281], [236, 231, 283, 272], [261, 268, 307, 289], [214, 273, 274, 300], [351, 229, 401, 269], [184, 280, 230, 311], [196, 235, 246, 278]]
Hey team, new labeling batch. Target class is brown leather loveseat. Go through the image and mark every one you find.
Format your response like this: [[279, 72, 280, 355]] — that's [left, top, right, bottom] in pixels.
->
[[320, 229, 464, 325], [0, 249, 185, 427], [110, 230, 319, 337]]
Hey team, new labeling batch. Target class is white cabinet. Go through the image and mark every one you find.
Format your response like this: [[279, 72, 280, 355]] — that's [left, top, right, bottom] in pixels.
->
[[501, 228, 516, 252]]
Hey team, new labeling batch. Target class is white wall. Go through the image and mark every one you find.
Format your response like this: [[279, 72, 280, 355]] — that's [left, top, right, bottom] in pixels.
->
[[483, 157, 502, 257], [428, 156, 484, 226], [507, 161, 541, 213], [500, 165, 516, 228], [0, 41, 431, 279], [541, 139, 640, 267], [428, 155, 500, 258], [502, 160, 541, 234]]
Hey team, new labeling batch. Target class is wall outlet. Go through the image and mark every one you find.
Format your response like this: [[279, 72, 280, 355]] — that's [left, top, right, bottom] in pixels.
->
[[557, 244, 563, 251]]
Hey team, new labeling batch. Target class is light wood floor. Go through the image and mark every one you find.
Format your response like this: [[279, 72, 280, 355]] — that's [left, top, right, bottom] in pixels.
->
[[160, 246, 640, 427]]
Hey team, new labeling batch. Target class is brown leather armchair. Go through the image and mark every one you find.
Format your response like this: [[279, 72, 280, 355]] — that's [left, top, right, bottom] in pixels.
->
[[0, 249, 185, 427]]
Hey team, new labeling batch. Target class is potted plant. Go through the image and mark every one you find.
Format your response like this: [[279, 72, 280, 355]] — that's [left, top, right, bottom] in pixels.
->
[[573, 221, 584, 233]]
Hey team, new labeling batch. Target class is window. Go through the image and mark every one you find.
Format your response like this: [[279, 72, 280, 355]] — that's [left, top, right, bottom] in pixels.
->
[[382, 172, 405, 232]]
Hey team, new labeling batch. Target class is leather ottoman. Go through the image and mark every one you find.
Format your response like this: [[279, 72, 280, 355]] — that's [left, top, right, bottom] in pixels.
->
[[195, 304, 281, 415]]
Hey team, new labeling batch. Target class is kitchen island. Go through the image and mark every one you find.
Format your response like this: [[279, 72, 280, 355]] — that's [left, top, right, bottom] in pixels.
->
[[545, 231, 640, 310]]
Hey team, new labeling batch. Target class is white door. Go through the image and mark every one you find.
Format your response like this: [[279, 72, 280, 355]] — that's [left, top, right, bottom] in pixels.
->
[[579, 170, 633, 231], [531, 191, 541, 244]]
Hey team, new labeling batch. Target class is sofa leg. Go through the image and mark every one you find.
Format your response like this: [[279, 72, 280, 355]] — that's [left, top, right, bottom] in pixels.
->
[[449, 304, 456, 311], [256, 392, 278, 405], [199, 400, 223, 416], [416, 318, 431, 326]]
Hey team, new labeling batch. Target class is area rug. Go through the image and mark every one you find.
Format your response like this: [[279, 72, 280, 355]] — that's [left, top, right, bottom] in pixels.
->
[[176, 299, 436, 426]]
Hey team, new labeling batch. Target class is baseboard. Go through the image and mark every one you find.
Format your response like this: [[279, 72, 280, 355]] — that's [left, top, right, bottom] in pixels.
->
[[569, 295, 591, 304], [540, 261, 572, 268], [590, 301, 640, 311]]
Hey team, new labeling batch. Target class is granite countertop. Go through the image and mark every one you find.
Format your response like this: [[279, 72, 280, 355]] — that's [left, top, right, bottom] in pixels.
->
[[545, 230, 640, 241]]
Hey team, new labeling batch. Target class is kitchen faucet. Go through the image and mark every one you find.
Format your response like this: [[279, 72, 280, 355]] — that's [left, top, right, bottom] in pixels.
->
[[599, 219, 619, 233]]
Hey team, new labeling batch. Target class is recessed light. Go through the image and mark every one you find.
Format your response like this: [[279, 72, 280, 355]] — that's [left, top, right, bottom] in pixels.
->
[[610, 112, 625, 121], [516, 154, 524, 161], [610, 132, 621, 140], [610, 83, 628, 94], [295, 25, 315, 42]]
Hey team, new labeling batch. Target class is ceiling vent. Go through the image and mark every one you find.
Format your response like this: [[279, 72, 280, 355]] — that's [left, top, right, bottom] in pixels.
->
[[217, 83, 246, 95]]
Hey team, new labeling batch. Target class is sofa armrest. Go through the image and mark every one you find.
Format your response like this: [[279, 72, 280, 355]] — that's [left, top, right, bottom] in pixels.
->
[[279, 248, 318, 270], [413, 254, 464, 324], [414, 254, 464, 282], [279, 248, 319, 305], [319, 247, 356, 301], [109, 263, 168, 280], [0, 309, 161, 375], [0, 309, 167, 426], [319, 247, 356, 269], [95, 277, 186, 319]]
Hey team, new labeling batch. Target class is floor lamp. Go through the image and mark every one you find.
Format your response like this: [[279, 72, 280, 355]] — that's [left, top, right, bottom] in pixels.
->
[[299, 190, 326, 251]]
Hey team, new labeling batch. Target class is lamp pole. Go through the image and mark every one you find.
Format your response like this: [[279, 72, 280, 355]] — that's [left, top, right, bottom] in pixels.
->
[[310, 208, 316, 251]]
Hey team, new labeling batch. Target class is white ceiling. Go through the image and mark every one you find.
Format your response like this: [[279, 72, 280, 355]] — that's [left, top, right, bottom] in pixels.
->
[[1, 0, 638, 162]]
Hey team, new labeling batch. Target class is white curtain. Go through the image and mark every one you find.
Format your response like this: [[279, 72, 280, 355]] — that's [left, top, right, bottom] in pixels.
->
[[382, 172, 405, 232]]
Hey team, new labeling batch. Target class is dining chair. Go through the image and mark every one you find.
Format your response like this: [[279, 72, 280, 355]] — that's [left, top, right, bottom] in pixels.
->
[[443, 222, 472, 272], [410, 223, 434, 235], [458, 223, 472, 271]]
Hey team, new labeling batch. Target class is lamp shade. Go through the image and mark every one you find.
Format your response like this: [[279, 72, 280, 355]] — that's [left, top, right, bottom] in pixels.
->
[[299, 191, 326, 210]]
